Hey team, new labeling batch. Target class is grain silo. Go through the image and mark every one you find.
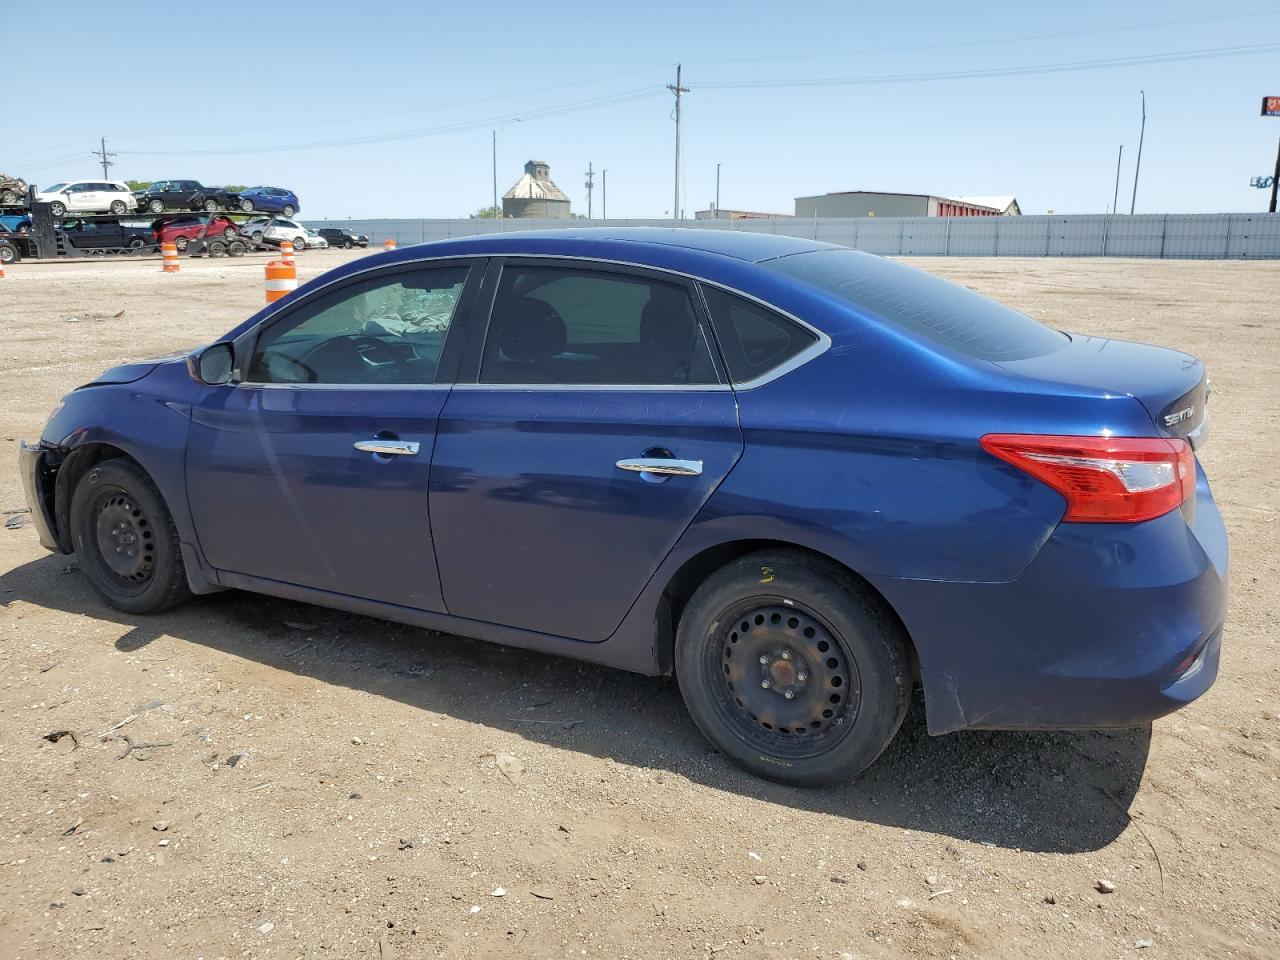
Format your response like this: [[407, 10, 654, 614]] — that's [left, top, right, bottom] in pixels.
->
[[502, 160, 571, 219]]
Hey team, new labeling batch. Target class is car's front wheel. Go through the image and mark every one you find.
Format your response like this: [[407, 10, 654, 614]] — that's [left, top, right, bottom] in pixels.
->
[[240, 199, 254, 212], [69, 458, 192, 614], [174, 236, 189, 251], [343, 239, 353, 249], [676, 551, 911, 786], [293, 235, 306, 250], [0, 189, 18, 205]]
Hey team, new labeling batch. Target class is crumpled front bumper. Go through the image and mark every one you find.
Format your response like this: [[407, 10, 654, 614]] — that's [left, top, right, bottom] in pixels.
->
[[18, 440, 61, 552]]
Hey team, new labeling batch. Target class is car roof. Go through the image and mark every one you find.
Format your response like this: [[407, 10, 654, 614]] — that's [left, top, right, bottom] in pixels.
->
[[415, 227, 835, 264]]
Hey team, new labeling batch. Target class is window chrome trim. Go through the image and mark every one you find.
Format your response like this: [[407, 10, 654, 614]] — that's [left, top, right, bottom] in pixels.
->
[[236, 251, 831, 392], [236, 382, 452, 391]]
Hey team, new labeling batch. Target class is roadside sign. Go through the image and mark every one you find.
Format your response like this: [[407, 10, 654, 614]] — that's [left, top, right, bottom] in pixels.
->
[[1263, 96, 1280, 117]]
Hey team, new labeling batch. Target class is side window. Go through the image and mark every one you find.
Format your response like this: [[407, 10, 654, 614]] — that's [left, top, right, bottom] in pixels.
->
[[479, 265, 720, 386], [247, 266, 469, 386], [700, 286, 818, 384]]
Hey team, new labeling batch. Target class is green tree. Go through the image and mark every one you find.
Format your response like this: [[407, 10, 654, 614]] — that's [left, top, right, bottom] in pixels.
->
[[126, 180, 151, 191], [470, 206, 502, 219]]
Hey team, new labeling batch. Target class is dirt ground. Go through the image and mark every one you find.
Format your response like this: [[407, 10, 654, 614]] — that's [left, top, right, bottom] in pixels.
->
[[0, 249, 1276, 960]]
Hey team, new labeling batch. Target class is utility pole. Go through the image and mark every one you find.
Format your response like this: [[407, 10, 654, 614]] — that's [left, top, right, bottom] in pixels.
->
[[1129, 90, 1146, 215], [92, 136, 116, 180], [492, 130, 499, 221], [668, 64, 688, 221], [1270, 138, 1279, 214], [1111, 144, 1124, 215], [584, 163, 595, 219], [601, 170, 607, 220], [715, 162, 721, 213]]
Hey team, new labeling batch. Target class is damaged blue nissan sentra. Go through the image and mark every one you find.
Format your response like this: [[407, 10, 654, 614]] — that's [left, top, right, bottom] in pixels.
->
[[19, 229, 1227, 784]]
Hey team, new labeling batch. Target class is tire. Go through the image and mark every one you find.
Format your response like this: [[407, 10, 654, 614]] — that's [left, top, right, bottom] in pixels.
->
[[0, 242, 17, 264], [109, 200, 127, 215], [282, 204, 295, 218], [127, 238, 146, 253], [343, 240, 353, 249], [69, 458, 192, 615], [228, 239, 247, 257], [240, 198, 254, 212], [147, 199, 164, 214], [208, 239, 228, 258], [50, 201, 66, 217], [174, 236, 189, 252], [250, 230, 263, 242], [675, 550, 911, 786], [0, 189, 17, 205], [293, 235, 306, 251], [202, 199, 219, 212]]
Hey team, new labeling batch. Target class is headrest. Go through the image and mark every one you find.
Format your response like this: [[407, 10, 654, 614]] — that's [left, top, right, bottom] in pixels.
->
[[498, 298, 567, 362]]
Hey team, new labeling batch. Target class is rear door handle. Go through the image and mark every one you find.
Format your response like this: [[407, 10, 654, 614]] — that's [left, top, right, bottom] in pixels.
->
[[616, 457, 703, 477], [354, 439, 419, 456]]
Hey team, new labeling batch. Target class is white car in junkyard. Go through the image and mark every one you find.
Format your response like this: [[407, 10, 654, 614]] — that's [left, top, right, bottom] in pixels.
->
[[304, 228, 328, 249]]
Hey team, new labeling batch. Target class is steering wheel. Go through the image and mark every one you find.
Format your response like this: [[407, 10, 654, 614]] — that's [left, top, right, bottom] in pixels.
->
[[263, 351, 316, 383]]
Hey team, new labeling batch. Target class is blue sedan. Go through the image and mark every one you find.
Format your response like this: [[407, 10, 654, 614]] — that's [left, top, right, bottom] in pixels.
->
[[18, 229, 1227, 785], [237, 185, 300, 217]]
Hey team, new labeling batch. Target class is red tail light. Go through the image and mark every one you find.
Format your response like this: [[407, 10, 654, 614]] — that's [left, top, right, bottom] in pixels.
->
[[980, 434, 1194, 523]]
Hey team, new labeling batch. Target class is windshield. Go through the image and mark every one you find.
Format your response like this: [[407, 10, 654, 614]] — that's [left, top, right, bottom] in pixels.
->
[[766, 249, 1069, 361], [44, 183, 67, 193]]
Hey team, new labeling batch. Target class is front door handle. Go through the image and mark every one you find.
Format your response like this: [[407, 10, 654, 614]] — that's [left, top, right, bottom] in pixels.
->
[[616, 457, 703, 477], [354, 439, 420, 456]]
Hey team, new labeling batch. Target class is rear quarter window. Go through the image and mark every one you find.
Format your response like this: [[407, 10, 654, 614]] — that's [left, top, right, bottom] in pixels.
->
[[765, 249, 1068, 361], [700, 285, 818, 384]]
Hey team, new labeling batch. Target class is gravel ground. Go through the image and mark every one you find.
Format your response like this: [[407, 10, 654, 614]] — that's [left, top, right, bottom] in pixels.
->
[[0, 250, 1276, 960]]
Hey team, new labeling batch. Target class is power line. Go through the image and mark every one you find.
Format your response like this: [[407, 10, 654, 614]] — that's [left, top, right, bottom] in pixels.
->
[[116, 87, 663, 157], [109, 63, 672, 141], [697, 41, 1280, 90], [684, 8, 1277, 68]]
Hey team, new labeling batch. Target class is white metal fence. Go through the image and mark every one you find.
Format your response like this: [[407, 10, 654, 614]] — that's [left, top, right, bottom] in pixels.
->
[[311, 213, 1280, 259]]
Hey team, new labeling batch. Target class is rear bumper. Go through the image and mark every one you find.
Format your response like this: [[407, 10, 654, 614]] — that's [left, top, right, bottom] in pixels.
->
[[18, 440, 61, 552], [877, 465, 1228, 734]]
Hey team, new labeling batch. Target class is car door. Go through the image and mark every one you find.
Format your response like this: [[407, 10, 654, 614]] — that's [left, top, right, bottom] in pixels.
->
[[186, 258, 483, 610], [428, 258, 744, 642], [65, 183, 92, 211]]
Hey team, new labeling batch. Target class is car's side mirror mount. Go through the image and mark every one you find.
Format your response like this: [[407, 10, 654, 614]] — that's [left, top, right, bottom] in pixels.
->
[[189, 342, 236, 385]]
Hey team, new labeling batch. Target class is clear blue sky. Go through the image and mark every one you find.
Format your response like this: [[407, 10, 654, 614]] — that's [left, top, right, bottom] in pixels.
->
[[9, 0, 1280, 219]]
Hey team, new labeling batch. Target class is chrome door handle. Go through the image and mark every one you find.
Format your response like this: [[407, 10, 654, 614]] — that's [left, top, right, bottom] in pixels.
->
[[354, 439, 420, 456], [616, 457, 703, 477]]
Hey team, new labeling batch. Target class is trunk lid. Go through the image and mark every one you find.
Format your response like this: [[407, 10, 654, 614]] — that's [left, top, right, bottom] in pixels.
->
[[996, 333, 1208, 447]]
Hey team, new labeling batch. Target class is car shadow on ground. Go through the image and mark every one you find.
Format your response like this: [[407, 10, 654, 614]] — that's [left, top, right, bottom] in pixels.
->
[[2, 554, 1151, 854]]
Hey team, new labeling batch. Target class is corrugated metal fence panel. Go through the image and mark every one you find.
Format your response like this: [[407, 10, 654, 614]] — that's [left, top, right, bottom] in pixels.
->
[[308, 214, 1280, 258], [945, 218, 999, 256], [995, 216, 1049, 256], [1047, 216, 1105, 257], [1226, 213, 1280, 258], [900, 218, 949, 255], [1163, 214, 1231, 259], [1100, 216, 1164, 258]]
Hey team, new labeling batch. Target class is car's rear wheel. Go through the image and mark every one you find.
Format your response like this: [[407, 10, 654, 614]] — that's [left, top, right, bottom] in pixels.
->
[[70, 459, 192, 615], [109, 200, 127, 215], [203, 199, 219, 212], [676, 551, 911, 786], [0, 189, 18, 205], [240, 199, 254, 212], [50, 201, 66, 217], [147, 199, 164, 214], [282, 204, 295, 218]]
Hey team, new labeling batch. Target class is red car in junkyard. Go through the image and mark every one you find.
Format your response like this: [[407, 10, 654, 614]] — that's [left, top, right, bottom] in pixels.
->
[[152, 214, 239, 251]]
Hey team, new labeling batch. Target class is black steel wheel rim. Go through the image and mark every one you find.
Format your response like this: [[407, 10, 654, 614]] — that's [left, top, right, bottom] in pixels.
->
[[705, 598, 863, 761], [90, 488, 156, 593]]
